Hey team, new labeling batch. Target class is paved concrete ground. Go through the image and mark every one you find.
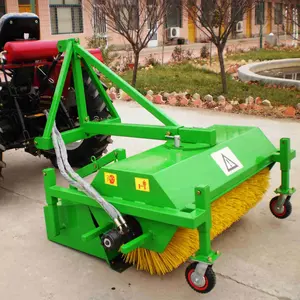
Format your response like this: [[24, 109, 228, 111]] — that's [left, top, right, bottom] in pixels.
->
[[0, 100, 300, 300]]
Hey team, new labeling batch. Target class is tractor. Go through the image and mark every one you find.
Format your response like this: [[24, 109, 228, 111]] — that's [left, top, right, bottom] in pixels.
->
[[0, 12, 111, 178]]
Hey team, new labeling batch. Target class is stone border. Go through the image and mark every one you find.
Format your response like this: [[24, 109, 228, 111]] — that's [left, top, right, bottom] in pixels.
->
[[238, 58, 300, 89]]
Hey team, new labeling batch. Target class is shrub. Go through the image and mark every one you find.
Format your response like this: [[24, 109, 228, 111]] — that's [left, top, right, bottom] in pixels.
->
[[86, 35, 119, 67]]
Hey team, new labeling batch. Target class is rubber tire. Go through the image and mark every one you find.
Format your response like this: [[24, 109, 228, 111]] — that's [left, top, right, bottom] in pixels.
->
[[270, 196, 292, 219], [185, 263, 216, 294], [47, 71, 112, 168]]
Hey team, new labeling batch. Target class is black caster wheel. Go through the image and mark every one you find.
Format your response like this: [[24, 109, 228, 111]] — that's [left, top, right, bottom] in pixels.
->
[[185, 262, 216, 294], [270, 196, 292, 219]]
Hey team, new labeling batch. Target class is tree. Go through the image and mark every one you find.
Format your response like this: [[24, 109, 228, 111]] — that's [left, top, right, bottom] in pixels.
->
[[184, 0, 258, 94], [87, 0, 171, 87]]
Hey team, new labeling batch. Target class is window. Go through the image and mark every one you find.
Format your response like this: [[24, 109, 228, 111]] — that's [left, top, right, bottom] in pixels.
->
[[117, 0, 139, 31], [274, 3, 283, 25], [166, 0, 182, 28], [255, 1, 265, 25], [231, 0, 243, 22], [201, 0, 216, 26], [49, 0, 83, 35], [0, 0, 5, 18], [93, 1, 106, 35]]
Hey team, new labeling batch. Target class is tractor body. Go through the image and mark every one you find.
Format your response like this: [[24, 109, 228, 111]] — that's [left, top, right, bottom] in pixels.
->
[[0, 13, 110, 175]]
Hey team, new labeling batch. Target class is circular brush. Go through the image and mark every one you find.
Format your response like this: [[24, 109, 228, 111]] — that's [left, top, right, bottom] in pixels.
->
[[123, 168, 270, 275]]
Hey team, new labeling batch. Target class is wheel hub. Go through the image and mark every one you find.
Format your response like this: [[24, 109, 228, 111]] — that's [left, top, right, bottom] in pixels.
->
[[190, 271, 206, 288], [65, 140, 83, 150]]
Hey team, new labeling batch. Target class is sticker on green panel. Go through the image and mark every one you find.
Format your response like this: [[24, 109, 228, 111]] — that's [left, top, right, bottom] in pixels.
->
[[211, 147, 243, 176]]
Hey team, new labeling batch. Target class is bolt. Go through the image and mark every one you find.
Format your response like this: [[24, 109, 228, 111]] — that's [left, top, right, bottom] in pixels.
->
[[166, 131, 171, 136], [197, 190, 201, 195], [208, 257, 212, 262], [35, 20, 38, 23], [43, 172, 47, 176], [85, 117, 89, 122], [34, 141, 38, 145], [216, 250, 220, 255]]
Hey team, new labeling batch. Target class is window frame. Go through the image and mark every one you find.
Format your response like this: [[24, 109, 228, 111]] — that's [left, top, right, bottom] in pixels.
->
[[274, 3, 283, 25], [49, 0, 84, 35], [165, 0, 182, 28], [0, 0, 6, 18], [255, 1, 265, 25]]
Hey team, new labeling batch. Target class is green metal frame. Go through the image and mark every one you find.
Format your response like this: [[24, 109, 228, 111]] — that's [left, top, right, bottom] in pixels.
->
[[38, 38, 295, 271], [34, 38, 216, 151]]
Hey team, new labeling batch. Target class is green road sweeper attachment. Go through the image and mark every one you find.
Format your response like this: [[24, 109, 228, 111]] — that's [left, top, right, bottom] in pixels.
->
[[35, 38, 296, 294]]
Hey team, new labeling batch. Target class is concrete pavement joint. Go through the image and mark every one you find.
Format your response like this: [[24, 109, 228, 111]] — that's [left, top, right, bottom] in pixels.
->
[[216, 272, 291, 300], [0, 185, 44, 205]]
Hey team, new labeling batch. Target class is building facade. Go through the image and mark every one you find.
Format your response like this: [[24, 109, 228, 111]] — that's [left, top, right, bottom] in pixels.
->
[[1, 0, 300, 47]]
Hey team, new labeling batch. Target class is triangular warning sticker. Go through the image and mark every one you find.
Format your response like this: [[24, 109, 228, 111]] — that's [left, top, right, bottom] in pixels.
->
[[221, 154, 238, 172], [211, 147, 244, 176]]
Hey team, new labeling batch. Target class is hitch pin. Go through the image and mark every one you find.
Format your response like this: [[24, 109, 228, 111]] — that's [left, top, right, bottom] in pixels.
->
[[165, 134, 181, 148]]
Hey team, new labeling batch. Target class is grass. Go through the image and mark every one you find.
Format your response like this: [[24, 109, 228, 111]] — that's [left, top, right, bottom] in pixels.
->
[[118, 63, 300, 106], [228, 48, 300, 62]]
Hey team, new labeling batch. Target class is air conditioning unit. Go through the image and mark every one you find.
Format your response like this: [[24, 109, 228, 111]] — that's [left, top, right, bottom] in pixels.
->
[[167, 27, 180, 39], [236, 21, 243, 33]]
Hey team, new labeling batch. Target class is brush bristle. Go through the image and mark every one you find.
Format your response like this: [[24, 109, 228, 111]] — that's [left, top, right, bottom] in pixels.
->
[[123, 168, 270, 275]]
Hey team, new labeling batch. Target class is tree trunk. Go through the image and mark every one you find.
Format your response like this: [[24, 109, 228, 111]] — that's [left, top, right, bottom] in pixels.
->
[[131, 51, 140, 87], [217, 45, 227, 94]]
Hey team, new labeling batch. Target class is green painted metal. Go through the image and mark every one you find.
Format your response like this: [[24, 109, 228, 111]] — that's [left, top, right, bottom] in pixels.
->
[[39, 38, 295, 273]]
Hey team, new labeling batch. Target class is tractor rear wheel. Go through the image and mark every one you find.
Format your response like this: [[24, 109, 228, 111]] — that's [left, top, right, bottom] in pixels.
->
[[46, 71, 112, 168]]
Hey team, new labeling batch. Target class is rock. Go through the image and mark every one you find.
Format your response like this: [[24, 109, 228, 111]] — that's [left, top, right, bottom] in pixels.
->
[[217, 95, 227, 106], [253, 104, 263, 111], [120, 90, 131, 101], [262, 99, 272, 107], [224, 104, 233, 112], [240, 59, 247, 65], [248, 59, 253, 64], [147, 90, 154, 96], [170, 91, 177, 96], [193, 93, 201, 100], [255, 97, 262, 105], [179, 96, 189, 107], [206, 100, 217, 108], [204, 94, 214, 102], [110, 87, 117, 93], [297, 103, 300, 110], [191, 99, 203, 108], [108, 92, 117, 101], [163, 92, 170, 99], [284, 106, 296, 117], [230, 100, 239, 105], [245, 96, 254, 105], [145, 94, 153, 102], [239, 103, 248, 110], [167, 96, 178, 106], [153, 94, 165, 105]]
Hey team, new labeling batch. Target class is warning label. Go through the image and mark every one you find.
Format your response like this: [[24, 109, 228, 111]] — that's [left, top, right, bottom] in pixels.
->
[[104, 172, 118, 186], [135, 178, 150, 192], [211, 147, 243, 176]]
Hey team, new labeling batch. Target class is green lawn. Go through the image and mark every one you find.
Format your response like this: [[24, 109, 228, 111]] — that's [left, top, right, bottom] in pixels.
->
[[228, 48, 300, 62], [118, 64, 300, 106]]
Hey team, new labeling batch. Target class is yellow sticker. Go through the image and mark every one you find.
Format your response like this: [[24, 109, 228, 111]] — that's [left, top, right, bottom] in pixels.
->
[[104, 172, 118, 186], [135, 178, 150, 192]]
